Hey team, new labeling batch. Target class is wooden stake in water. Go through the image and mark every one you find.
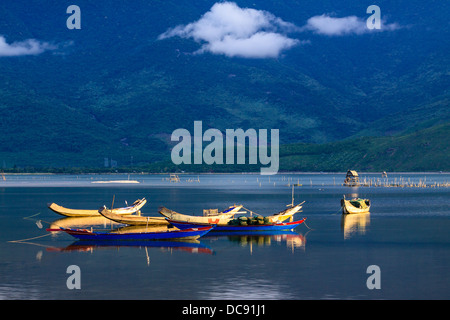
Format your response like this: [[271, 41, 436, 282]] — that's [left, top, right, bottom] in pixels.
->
[[110, 195, 115, 230], [287, 185, 294, 207]]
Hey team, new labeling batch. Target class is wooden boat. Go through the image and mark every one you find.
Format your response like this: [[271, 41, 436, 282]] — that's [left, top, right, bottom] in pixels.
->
[[261, 186, 304, 223], [46, 225, 213, 241], [341, 196, 370, 214], [158, 205, 244, 225], [160, 198, 304, 228], [167, 218, 306, 232], [47, 198, 147, 217], [167, 173, 180, 183], [266, 201, 304, 223], [98, 207, 169, 226]]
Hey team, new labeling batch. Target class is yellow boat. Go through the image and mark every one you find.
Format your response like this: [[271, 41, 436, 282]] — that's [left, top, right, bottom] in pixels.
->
[[266, 186, 304, 223], [48, 198, 147, 217], [159, 201, 304, 226], [98, 206, 169, 226], [266, 201, 304, 223], [159, 205, 244, 225], [341, 196, 370, 214]]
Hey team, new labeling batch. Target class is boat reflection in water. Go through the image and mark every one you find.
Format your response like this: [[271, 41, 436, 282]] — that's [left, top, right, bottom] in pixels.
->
[[48, 216, 121, 232], [47, 218, 305, 259], [206, 231, 307, 253], [341, 212, 370, 239], [49, 217, 179, 237], [47, 217, 214, 265], [48, 238, 213, 255], [48, 239, 213, 266]]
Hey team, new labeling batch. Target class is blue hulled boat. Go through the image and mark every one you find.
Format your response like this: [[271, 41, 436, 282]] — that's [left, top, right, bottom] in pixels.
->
[[167, 218, 306, 232], [47, 225, 213, 241]]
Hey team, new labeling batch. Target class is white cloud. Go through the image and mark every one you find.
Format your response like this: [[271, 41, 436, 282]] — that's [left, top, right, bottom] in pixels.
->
[[158, 3, 402, 58], [199, 31, 298, 58], [305, 15, 366, 36], [0, 36, 56, 57], [304, 14, 401, 36], [158, 2, 300, 58]]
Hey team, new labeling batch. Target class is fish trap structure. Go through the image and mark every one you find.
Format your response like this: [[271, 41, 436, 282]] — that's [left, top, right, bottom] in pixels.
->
[[343, 170, 360, 187]]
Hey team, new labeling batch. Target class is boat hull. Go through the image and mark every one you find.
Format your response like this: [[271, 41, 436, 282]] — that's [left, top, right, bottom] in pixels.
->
[[158, 205, 242, 225], [99, 208, 169, 226], [48, 198, 147, 217], [47, 226, 213, 241], [266, 203, 303, 223], [168, 218, 306, 232], [341, 199, 370, 214]]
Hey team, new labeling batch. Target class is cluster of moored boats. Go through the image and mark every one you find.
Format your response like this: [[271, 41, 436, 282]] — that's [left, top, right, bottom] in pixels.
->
[[46, 191, 371, 241], [46, 197, 306, 241]]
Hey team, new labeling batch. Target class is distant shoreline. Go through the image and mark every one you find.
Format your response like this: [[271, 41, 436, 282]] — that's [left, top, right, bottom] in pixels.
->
[[2, 171, 448, 175]]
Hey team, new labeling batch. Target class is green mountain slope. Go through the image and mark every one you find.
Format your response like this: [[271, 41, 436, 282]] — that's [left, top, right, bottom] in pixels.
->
[[0, 1, 448, 171], [280, 122, 450, 172], [126, 121, 450, 173]]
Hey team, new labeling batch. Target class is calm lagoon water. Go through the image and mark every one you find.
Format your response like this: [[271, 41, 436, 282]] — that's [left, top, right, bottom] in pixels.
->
[[0, 173, 449, 300]]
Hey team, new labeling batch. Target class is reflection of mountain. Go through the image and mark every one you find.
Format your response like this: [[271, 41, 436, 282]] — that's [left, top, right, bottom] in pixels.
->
[[341, 213, 370, 239]]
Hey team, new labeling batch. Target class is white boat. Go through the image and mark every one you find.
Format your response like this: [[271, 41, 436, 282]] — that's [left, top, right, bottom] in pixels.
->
[[91, 180, 140, 184]]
